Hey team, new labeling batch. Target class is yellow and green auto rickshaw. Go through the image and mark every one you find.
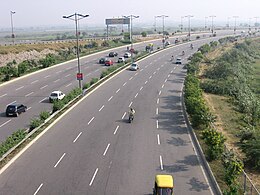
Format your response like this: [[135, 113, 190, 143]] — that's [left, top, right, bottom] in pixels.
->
[[153, 175, 174, 195]]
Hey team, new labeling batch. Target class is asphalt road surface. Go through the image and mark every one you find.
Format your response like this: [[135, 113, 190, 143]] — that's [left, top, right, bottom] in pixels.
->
[[0, 30, 235, 142], [0, 35, 232, 194]]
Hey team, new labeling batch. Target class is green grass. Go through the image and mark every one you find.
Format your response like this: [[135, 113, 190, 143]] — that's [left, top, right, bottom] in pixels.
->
[[251, 59, 260, 95]]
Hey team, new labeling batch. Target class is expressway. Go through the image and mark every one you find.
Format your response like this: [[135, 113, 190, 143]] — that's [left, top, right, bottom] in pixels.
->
[[0, 35, 228, 194], [0, 30, 234, 142]]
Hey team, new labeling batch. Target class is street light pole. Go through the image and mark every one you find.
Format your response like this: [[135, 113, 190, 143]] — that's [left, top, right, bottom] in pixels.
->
[[209, 15, 216, 34], [185, 15, 193, 41], [205, 16, 208, 31], [10, 11, 16, 45], [227, 17, 231, 29], [181, 16, 184, 33], [63, 13, 89, 90], [233, 16, 239, 34], [248, 18, 252, 33], [154, 16, 157, 32], [156, 15, 169, 48], [254, 17, 259, 31], [123, 15, 139, 64]]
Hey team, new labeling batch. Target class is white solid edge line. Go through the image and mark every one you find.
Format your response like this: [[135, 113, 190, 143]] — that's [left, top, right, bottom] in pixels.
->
[[157, 134, 160, 145], [73, 132, 82, 143], [114, 125, 119, 135], [33, 183, 43, 195], [0, 119, 11, 128], [103, 143, 110, 156], [89, 168, 99, 186], [122, 112, 126, 119], [0, 33, 220, 175], [88, 117, 95, 125], [188, 133, 214, 195], [54, 153, 66, 168], [160, 155, 163, 170]]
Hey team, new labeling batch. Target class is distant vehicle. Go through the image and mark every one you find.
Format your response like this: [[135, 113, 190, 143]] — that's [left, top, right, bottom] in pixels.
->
[[153, 175, 174, 195], [109, 52, 118, 57], [175, 38, 180, 44], [105, 59, 114, 66], [129, 63, 139, 71], [49, 91, 65, 102], [175, 57, 182, 64], [145, 43, 154, 52], [6, 103, 27, 117], [124, 52, 131, 58], [99, 57, 108, 64], [165, 41, 171, 46], [118, 57, 125, 63]]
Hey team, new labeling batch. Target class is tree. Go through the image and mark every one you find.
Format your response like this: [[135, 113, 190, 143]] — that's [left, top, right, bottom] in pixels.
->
[[141, 31, 147, 37]]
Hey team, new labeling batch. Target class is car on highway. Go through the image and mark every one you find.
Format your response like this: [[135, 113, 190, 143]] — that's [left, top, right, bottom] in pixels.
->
[[105, 59, 114, 66], [124, 52, 131, 58], [117, 57, 125, 63], [49, 91, 65, 102], [129, 63, 139, 71], [6, 103, 27, 117], [165, 41, 171, 46], [108, 52, 118, 57], [175, 57, 182, 64], [99, 57, 108, 64]]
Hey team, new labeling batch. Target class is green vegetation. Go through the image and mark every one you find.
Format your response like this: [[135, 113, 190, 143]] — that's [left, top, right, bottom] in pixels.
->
[[184, 37, 260, 193]]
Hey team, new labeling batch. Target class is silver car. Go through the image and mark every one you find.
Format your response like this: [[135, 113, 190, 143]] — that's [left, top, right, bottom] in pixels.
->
[[129, 63, 139, 71]]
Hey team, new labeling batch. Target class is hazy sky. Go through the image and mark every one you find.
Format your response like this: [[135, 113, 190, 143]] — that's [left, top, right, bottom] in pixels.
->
[[1, 0, 259, 28]]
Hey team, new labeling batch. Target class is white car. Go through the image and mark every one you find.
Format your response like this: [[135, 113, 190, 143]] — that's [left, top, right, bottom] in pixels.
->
[[175, 57, 182, 64], [129, 63, 139, 71], [124, 52, 131, 58], [118, 57, 125, 63], [49, 91, 65, 102]]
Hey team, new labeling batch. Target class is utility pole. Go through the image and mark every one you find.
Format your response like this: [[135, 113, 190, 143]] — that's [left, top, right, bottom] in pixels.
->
[[10, 11, 16, 45], [63, 13, 89, 90], [185, 15, 193, 41], [204, 16, 208, 31], [156, 15, 169, 48], [209, 15, 216, 35], [233, 16, 239, 34], [181, 16, 184, 33], [123, 15, 139, 64]]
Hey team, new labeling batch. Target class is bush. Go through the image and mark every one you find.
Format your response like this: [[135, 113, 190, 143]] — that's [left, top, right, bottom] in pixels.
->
[[0, 129, 27, 157], [90, 77, 99, 86], [141, 31, 147, 37], [30, 118, 42, 130], [202, 128, 226, 161], [53, 101, 65, 112], [40, 111, 50, 121]]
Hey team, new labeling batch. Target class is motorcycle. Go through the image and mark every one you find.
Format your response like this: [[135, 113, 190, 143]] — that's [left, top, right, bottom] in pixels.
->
[[129, 114, 134, 123]]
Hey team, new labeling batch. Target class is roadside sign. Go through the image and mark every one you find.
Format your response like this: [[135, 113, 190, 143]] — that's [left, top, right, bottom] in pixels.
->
[[77, 73, 83, 80]]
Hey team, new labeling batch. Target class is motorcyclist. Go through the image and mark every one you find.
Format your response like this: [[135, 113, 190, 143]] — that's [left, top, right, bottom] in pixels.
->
[[129, 107, 135, 121], [190, 44, 193, 49]]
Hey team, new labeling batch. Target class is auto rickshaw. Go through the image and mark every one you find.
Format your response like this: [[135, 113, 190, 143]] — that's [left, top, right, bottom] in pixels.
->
[[153, 174, 174, 195]]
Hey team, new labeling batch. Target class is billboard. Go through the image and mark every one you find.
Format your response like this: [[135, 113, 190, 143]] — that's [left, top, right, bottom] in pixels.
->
[[105, 18, 130, 25]]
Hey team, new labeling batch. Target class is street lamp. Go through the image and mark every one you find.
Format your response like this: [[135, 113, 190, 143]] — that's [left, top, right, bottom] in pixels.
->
[[156, 15, 169, 48], [63, 13, 89, 90], [233, 16, 239, 34], [254, 17, 259, 31], [209, 15, 216, 34], [123, 15, 139, 64], [154, 16, 157, 32], [185, 15, 193, 41], [181, 16, 184, 33], [204, 16, 208, 31], [10, 11, 16, 45]]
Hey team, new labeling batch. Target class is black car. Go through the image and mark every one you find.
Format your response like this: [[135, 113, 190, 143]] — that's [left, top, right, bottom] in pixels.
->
[[108, 52, 118, 57], [6, 103, 27, 117], [99, 57, 107, 64]]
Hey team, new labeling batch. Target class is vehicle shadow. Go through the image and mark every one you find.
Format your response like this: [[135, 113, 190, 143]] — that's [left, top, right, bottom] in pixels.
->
[[0, 112, 7, 118]]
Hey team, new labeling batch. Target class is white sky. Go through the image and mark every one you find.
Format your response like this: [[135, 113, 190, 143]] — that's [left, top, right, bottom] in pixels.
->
[[0, 0, 259, 28]]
